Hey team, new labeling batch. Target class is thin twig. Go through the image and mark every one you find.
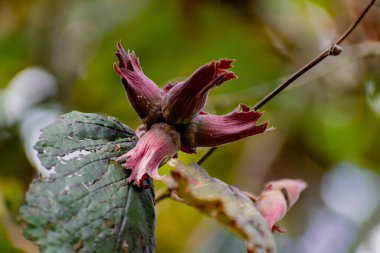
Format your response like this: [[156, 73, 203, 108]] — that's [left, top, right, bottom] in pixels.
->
[[335, 0, 376, 45], [210, 41, 380, 108], [155, 187, 172, 203], [197, 0, 376, 165], [155, 185, 186, 203], [198, 147, 217, 165]]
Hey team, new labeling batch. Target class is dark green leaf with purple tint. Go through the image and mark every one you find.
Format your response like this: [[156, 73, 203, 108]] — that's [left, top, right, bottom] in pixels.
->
[[19, 111, 155, 253]]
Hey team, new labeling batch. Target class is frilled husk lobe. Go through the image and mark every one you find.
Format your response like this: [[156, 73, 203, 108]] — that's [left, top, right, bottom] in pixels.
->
[[114, 42, 163, 126], [162, 59, 237, 125], [117, 123, 180, 186], [181, 104, 268, 147]]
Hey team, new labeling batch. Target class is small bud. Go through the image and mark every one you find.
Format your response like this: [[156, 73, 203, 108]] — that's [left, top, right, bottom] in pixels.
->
[[256, 179, 307, 232], [117, 123, 180, 186], [181, 104, 269, 147], [162, 59, 237, 124], [329, 44, 343, 56], [114, 42, 163, 126], [256, 191, 288, 231], [264, 179, 307, 207]]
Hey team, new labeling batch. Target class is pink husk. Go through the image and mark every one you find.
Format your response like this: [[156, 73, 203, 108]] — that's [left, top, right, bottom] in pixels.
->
[[117, 123, 180, 186]]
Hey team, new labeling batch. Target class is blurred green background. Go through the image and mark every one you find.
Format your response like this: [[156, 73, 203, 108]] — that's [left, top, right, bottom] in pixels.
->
[[1, 0, 380, 252]]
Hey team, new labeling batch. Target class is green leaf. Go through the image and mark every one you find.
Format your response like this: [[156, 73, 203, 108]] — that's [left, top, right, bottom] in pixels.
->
[[19, 111, 155, 253], [167, 160, 276, 253]]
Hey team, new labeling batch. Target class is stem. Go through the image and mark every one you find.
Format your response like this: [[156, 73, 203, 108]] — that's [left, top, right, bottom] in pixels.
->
[[251, 50, 329, 111], [198, 147, 217, 165], [197, 0, 376, 165], [155, 187, 171, 203], [335, 0, 376, 45]]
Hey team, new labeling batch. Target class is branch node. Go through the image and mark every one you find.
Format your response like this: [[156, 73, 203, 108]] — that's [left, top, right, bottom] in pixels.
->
[[329, 44, 343, 56]]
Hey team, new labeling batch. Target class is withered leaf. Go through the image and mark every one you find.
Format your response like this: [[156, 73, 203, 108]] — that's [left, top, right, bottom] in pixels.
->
[[167, 160, 276, 253]]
